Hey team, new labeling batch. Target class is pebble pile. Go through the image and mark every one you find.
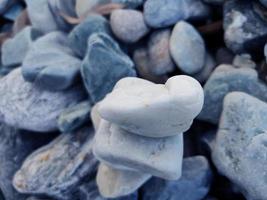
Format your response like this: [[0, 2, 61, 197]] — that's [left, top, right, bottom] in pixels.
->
[[1, 0, 267, 200]]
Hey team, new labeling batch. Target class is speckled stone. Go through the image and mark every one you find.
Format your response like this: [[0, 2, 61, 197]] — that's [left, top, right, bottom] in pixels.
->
[[198, 64, 267, 124], [110, 9, 149, 43], [212, 92, 267, 200]]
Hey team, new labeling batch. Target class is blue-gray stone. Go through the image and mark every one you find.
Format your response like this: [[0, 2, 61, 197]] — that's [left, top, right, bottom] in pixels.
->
[[144, 0, 210, 28], [0, 68, 85, 132], [81, 33, 136, 103], [260, 0, 267, 7], [68, 15, 111, 58], [26, 0, 75, 33], [110, 9, 150, 43], [3, 2, 23, 21], [141, 156, 212, 200], [212, 92, 267, 200], [22, 31, 82, 90], [198, 64, 267, 124], [0, 0, 9, 14], [13, 127, 98, 200], [0, 124, 56, 200], [224, 0, 267, 53], [170, 21, 206, 74], [57, 101, 91, 133], [1, 26, 41, 68]]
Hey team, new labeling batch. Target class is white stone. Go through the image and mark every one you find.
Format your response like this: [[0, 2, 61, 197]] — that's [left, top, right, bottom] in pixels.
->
[[93, 120, 183, 180], [98, 76, 204, 137], [96, 163, 151, 198]]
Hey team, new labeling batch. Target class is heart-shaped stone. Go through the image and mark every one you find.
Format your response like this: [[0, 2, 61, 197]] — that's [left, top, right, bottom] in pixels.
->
[[98, 75, 204, 137]]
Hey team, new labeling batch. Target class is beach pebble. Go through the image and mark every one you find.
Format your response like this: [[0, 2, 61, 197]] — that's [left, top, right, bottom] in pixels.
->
[[133, 47, 168, 83], [110, 9, 149, 43], [93, 120, 184, 180], [0, 68, 84, 132], [198, 64, 267, 124], [224, 0, 267, 53], [0, 124, 56, 200], [57, 101, 91, 133], [96, 164, 151, 198], [98, 76, 203, 137], [91, 103, 102, 131], [141, 156, 213, 200], [22, 31, 82, 90], [68, 15, 111, 58], [144, 0, 210, 28], [13, 127, 98, 200], [81, 33, 136, 103], [212, 92, 267, 200], [1, 26, 41, 68], [148, 29, 175, 75], [170, 21, 206, 74]]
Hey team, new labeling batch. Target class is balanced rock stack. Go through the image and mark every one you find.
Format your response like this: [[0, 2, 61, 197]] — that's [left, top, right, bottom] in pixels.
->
[[92, 75, 204, 198]]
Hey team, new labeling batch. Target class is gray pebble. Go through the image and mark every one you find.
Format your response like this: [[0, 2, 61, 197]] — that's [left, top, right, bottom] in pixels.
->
[[133, 47, 168, 83], [13, 127, 98, 200], [1, 26, 41, 68], [110, 9, 149, 43], [0, 68, 84, 132], [144, 0, 210, 28], [68, 15, 111, 58], [148, 29, 175, 75], [22, 31, 82, 90], [93, 120, 183, 180], [81, 33, 136, 103], [232, 54, 256, 69], [0, 124, 56, 200], [170, 21, 206, 74], [212, 92, 267, 200], [141, 156, 213, 200], [198, 64, 267, 124], [96, 164, 151, 198], [57, 101, 91, 133], [224, 0, 267, 53]]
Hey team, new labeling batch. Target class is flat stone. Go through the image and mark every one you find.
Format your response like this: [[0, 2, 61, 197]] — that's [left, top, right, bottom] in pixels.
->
[[133, 47, 168, 83], [1, 26, 41, 68], [68, 15, 111, 58], [110, 9, 149, 43], [81, 33, 136, 103], [224, 0, 267, 53], [25, 0, 58, 34], [57, 101, 91, 133], [0, 124, 56, 200], [98, 76, 203, 137], [13, 127, 98, 200], [0, 68, 84, 132], [144, 0, 210, 28], [96, 163, 151, 198], [77, 177, 138, 200], [212, 92, 267, 200], [141, 156, 213, 200], [22, 31, 82, 90], [170, 21, 206, 74], [198, 64, 267, 124], [148, 29, 175, 75], [93, 120, 183, 180]]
